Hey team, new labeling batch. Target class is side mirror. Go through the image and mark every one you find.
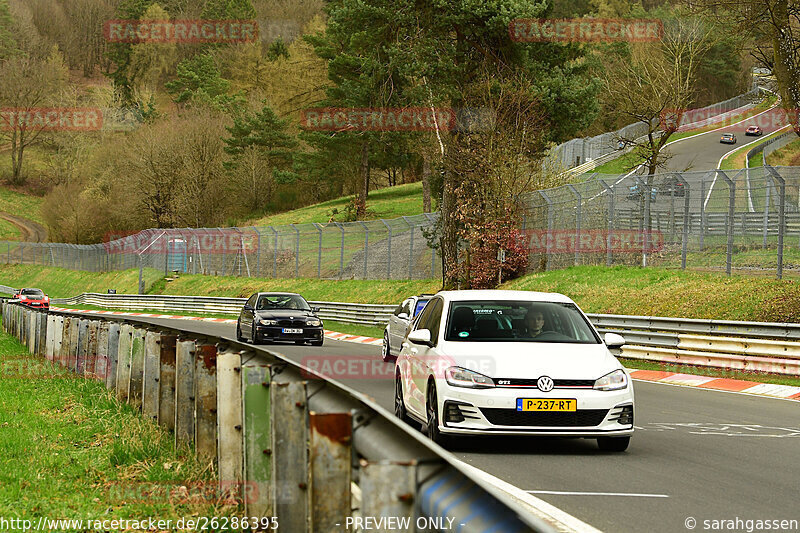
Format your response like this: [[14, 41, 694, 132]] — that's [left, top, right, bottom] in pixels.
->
[[312, 307, 320, 313], [604, 332, 626, 349], [408, 329, 432, 346], [397, 312, 409, 320], [243, 304, 253, 311]]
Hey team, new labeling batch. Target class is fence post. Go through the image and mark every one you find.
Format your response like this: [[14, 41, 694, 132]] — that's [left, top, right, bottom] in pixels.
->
[[255, 227, 262, 278], [242, 363, 272, 517], [358, 221, 369, 280], [717, 170, 735, 276], [682, 182, 690, 269], [766, 165, 786, 279], [270, 227, 278, 278], [567, 184, 581, 266], [598, 180, 614, 266], [338, 222, 345, 279], [402, 216, 414, 279], [291, 224, 300, 278], [271, 379, 309, 532], [763, 178, 771, 249], [700, 177, 706, 251], [540, 191, 553, 270], [381, 219, 392, 279], [314, 223, 323, 279]]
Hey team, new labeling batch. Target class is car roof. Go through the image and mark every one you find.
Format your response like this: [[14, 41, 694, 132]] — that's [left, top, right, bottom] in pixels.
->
[[433, 289, 576, 304], [255, 292, 302, 297]]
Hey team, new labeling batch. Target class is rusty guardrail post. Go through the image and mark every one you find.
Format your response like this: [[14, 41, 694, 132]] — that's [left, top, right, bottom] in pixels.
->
[[174, 338, 196, 447], [128, 327, 146, 409], [86, 321, 99, 378], [96, 322, 109, 383], [216, 344, 243, 502], [194, 342, 218, 460], [309, 412, 352, 532], [359, 460, 416, 527], [45, 314, 56, 361], [142, 330, 161, 423], [116, 324, 134, 402], [271, 379, 309, 533], [67, 317, 80, 372], [158, 334, 177, 430], [76, 319, 89, 375], [106, 322, 120, 390], [59, 316, 71, 367]]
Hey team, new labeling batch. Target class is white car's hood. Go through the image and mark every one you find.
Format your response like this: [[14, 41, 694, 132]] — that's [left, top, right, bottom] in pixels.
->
[[437, 341, 620, 380]]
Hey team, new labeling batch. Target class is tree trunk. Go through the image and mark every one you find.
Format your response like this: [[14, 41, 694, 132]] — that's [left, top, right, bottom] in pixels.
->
[[422, 154, 431, 213], [358, 140, 370, 219], [771, 0, 800, 136], [440, 171, 459, 288]]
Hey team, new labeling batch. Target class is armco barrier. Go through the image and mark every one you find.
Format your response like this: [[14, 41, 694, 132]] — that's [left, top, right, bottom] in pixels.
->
[[0, 301, 560, 533]]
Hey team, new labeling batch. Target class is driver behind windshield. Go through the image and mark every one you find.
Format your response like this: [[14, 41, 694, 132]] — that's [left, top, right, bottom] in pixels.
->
[[522, 307, 547, 337]]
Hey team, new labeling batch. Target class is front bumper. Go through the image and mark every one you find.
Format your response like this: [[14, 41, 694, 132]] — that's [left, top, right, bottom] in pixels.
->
[[21, 301, 49, 310], [255, 325, 324, 343], [436, 382, 634, 437]]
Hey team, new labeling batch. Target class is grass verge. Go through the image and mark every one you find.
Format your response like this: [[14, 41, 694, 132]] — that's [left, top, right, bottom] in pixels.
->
[[0, 265, 162, 297], [621, 358, 800, 387], [0, 325, 226, 521]]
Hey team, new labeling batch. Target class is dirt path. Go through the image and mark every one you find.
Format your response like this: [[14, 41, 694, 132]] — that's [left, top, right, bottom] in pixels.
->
[[0, 212, 48, 242]]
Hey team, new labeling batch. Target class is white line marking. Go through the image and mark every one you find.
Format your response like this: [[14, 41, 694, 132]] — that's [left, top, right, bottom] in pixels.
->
[[527, 490, 669, 498], [451, 459, 602, 533]]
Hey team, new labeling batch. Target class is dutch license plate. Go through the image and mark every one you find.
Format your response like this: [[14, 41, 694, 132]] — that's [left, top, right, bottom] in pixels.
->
[[282, 328, 303, 334], [516, 399, 577, 412]]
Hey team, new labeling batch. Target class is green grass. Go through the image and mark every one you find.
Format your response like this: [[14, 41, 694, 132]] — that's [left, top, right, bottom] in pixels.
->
[[767, 137, 800, 166], [749, 151, 764, 167], [0, 187, 45, 226], [0, 327, 225, 521], [621, 358, 800, 387], [248, 181, 426, 226], [0, 218, 21, 241], [0, 265, 162, 297]]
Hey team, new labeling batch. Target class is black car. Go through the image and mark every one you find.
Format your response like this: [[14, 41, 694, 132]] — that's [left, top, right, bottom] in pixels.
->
[[660, 176, 686, 197], [236, 292, 324, 346]]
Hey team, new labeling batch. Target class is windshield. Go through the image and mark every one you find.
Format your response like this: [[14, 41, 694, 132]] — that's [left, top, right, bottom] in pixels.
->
[[256, 294, 311, 311], [414, 299, 430, 317], [21, 289, 44, 296], [444, 300, 600, 344]]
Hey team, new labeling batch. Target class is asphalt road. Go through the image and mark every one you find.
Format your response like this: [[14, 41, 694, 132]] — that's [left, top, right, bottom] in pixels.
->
[[95, 313, 800, 533], [614, 105, 789, 214]]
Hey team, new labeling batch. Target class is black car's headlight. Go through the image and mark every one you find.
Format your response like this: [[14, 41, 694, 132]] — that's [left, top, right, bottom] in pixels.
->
[[307, 318, 321, 327], [445, 367, 495, 389], [260, 319, 277, 326], [593, 369, 628, 391]]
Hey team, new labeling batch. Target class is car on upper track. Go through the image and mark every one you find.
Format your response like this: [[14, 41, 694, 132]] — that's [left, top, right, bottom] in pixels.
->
[[382, 294, 434, 361], [660, 176, 686, 198], [394, 290, 634, 451], [720, 133, 737, 144], [12, 288, 50, 310], [236, 292, 324, 346], [745, 125, 763, 136]]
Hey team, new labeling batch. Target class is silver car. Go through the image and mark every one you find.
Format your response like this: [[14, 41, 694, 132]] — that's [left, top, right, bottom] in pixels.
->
[[382, 294, 433, 361]]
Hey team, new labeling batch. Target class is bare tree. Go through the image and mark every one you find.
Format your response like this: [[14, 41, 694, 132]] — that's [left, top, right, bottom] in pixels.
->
[[0, 53, 68, 184]]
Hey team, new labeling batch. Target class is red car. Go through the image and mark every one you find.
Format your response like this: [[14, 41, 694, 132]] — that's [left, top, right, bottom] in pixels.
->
[[13, 288, 50, 310], [745, 125, 763, 136]]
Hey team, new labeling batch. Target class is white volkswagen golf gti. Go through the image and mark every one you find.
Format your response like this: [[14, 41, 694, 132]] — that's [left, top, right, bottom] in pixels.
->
[[394, 290, 634, 451]]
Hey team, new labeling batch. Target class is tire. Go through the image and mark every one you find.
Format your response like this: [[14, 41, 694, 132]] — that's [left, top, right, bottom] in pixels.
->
[[394, 374, 411, 423], [597, 436, 630, 452], [236, 322, 245, 342], [251, 323, 261, 345], [381, 331, 392, 362], [425, 382, 451, 447]]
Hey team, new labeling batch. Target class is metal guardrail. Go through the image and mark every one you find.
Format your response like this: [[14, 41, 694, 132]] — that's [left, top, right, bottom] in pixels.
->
[[0, 302, 560, 533], [45, 292, 800, 375]]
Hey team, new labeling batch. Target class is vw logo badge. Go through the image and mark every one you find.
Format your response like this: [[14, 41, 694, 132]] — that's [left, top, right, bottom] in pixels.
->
[[537, 376, 554, 392]]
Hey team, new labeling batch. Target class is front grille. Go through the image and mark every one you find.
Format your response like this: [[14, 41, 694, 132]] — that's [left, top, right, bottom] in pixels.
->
[[277, 319, 306, 327], [480, 408, 609, 427], [494, 378, 594, 388]]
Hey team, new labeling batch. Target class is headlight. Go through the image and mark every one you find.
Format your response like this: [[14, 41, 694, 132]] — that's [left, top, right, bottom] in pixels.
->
[[307, 319, 321, 327], [260, 319, 277, 326], [445, 367, 495, 389], [594, 369, 628, 391]]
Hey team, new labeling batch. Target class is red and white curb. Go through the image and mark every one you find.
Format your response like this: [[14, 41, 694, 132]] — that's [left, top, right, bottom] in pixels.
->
[[629, 369, 800, 401], [50, 307, 383, 346]]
